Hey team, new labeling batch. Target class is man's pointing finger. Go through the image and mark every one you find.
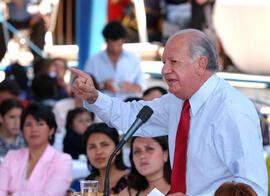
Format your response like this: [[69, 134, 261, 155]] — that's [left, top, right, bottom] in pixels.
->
[[69, 67, 89, 79]]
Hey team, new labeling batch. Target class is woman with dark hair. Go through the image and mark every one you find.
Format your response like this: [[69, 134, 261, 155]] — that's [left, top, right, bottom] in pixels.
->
[[119, 136, 171, 196], [70, 122, 128, 194], [0, 98, 25, 157], [0, 103, 72, 196], [214, 182, 258, 196]]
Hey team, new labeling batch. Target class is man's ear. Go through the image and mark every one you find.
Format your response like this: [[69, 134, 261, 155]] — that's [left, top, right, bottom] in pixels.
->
[[198, 56, 208, 75]]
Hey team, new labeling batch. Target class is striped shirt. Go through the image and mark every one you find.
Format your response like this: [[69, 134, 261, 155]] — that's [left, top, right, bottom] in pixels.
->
[[0, 132, 26, 157]]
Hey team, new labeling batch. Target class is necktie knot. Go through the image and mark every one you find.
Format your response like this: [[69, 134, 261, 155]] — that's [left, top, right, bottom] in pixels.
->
[[183, 99, 190, 112]]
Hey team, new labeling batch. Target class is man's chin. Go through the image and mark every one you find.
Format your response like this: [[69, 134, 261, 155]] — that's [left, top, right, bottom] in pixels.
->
[[168, 86, 176, 94]]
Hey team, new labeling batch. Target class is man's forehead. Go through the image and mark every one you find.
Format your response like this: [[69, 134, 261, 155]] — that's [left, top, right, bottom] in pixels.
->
[[162, 40, 189, 59]]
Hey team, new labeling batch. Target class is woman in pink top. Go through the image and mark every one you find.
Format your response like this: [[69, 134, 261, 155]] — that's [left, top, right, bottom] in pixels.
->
[[0, 103, 72, 196]]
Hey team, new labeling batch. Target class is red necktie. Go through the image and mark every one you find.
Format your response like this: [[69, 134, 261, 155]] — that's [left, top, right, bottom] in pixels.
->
[[171, 100, 190, 194]]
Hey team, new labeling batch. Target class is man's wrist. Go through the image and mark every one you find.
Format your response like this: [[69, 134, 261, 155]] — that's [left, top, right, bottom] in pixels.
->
[[86, 91, 98, 104]]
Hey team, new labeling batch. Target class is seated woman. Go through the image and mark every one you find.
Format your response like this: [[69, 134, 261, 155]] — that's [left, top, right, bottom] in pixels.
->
[[63, 107, 94, 159], [119, 136, 171, 196], [0, 103, 72, 196], [0, 98, 26, 157], [70, 123, 128, 194], [214, 182, 258, 196]]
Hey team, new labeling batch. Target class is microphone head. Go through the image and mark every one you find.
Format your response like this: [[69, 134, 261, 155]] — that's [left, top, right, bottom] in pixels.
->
[[137, 105, 153, 123]]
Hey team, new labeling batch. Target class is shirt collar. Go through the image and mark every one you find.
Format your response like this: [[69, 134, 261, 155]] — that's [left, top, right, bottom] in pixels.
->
[[189, 73, 219, 117], [103, 49, 126, 58]]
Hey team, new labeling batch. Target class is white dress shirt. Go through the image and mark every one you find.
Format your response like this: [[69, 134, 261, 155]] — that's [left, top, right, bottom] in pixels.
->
[[84, 73, 267, 196], [84, 49, 146, 100]]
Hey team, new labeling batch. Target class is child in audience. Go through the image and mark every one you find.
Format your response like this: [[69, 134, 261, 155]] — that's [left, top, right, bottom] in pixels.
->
[[69, 123, 128, 194], [119, 136, 171, 196], [0, 78, 21, 105], [63, 107, 94, 159], [0, 98, 25, 157]]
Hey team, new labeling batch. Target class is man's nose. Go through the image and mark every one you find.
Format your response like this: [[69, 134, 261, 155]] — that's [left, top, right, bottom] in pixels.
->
[[161, 61, 170, 75]]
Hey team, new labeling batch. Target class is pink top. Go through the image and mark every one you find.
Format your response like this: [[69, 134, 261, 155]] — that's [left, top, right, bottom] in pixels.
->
[[0, 145, 72, 196]]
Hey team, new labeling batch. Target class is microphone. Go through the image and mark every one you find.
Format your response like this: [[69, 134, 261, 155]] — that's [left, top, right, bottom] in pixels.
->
[[103, 106, 153, 196]]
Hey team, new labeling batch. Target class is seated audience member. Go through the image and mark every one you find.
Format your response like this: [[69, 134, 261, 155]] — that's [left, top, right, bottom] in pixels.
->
[[31, 72, 59, 108], [63, 107, 94, 159], [0, 99, 26, 157], [142, 86, 167, 101], [69, 123, 128, 194], [84, 21, 146, 100], [0, 78, 29, 107], [5, 62, 29, 99], [0, 78, 21, 105], [0, 103, 72, 196], [53, 57, 72, 98], [119, 136, 171, 196], [214, 182, 258, 196], [43, 58, 72, 98]]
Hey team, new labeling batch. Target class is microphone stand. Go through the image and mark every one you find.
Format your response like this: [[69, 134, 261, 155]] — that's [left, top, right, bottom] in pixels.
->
[[103, 140, 125, 196]]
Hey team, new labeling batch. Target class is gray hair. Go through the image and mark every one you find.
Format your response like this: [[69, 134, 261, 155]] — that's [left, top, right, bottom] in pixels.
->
[[171, 29, 219, 71]]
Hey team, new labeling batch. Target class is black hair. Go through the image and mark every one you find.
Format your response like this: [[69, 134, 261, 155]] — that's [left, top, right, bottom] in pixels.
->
[[0, 98, 23, 116], [124, 96, 142, 102], [83, 123, 127, 179], [143, 86, 167, 97], [33, 58, 47, 75], [5, 62, 28, 90], [102, 20, 127, 40], [20, 102, 57, 145], [65, 107, 95, 131], [31, 73, 57, 100], [127, 136, 171, 191], [0, 78, 21, 96]]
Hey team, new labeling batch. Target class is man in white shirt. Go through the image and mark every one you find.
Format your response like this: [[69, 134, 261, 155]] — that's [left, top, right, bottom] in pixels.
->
[[84, 21, 146, 100], [70, 29, 267, 196]]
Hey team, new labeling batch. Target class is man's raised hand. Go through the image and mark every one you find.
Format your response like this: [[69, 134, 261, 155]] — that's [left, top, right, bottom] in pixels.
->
[[69, 68, 98, 104]]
